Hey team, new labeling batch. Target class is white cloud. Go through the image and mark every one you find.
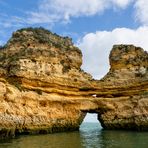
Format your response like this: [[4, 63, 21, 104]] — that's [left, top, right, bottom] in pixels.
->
[[28, 0, 148, 26], [111, 0, 133, 8], [78, 26, 148, 79], [135, 0, 148, 25], [28, 0, 133, 24], [1, 0, 148, 28], [1, 0, 148, 27]]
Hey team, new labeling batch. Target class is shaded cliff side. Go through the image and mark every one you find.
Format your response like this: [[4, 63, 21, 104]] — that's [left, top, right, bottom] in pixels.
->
[[0, 27, 148, 139]]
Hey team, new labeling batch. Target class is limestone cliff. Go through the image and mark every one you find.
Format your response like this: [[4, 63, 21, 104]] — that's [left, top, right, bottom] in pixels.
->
[[97, 45, 148, 130], [0, 27, 147, 139]]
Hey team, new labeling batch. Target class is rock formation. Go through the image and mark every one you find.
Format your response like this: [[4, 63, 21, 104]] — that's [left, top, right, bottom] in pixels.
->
[[0, 27, 147, 139], [97, 45, 148, 130]]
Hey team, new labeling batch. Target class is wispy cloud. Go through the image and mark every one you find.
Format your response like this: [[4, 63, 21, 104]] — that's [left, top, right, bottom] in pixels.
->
[[0, 13, 29, 45], [135, 0, 148, 25], [0, 14, 26, 28], [0, 0, 148, 46], [27, 0, 134, 24], [27, 0, 148, 26], [0, 0, 148, 31]]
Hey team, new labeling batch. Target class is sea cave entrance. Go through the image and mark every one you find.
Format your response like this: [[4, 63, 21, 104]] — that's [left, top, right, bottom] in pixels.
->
[[80, 113, 102, 130]]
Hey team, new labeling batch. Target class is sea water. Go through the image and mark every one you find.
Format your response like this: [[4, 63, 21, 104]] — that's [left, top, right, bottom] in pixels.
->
[[0, 122, 148, 148]]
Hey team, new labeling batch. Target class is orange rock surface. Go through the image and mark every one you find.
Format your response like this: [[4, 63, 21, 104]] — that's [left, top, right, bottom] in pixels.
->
[[0, 28, 147, 139]]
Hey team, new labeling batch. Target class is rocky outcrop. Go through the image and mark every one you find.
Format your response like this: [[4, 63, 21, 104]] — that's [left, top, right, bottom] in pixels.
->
[[97, 45, 148, 130], [0, 27, 147, 139]]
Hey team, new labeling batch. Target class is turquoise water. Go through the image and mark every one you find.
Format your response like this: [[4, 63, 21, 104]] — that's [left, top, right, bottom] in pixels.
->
[[0, 122, 148, 148]]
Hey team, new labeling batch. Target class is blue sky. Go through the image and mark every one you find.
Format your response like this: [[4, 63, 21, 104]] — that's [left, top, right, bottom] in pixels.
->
[[0, 0, 147, 45], [0, 0, 141, 43], [0, 0, 148, 122]]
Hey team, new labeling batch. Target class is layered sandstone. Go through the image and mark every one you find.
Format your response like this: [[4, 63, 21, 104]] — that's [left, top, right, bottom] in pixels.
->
[[97, 45, 148, 130], [0, 27, 147, 139]]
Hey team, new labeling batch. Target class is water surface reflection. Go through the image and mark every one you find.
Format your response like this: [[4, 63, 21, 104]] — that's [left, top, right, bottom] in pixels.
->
[[0, 123, 148, 148]]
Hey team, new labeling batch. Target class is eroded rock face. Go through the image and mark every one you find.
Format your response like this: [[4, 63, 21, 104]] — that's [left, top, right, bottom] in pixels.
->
[[0, 28, 92, 139], [0, 28, 147, 139], [98, 45, 148, 130]]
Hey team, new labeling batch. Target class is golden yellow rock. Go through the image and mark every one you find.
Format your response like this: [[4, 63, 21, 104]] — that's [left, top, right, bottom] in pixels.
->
[[0, 27, 147, 139]]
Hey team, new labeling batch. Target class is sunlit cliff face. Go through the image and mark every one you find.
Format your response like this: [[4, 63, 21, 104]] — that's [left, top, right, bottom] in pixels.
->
[[0, 28, 148, 139]]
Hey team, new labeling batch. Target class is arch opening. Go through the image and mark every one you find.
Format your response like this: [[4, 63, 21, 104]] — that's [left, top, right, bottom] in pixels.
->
[[80, 113, 102, 130], [83, 113, 98, 123]]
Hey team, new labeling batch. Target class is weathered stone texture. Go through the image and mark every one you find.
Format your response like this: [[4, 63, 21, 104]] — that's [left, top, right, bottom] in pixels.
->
[[0, 28, 147, 139]]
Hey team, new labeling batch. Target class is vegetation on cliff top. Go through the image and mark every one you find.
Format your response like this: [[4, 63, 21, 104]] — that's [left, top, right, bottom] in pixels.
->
[[0, 27, 82, 68], [4, 27, 75, 51]]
